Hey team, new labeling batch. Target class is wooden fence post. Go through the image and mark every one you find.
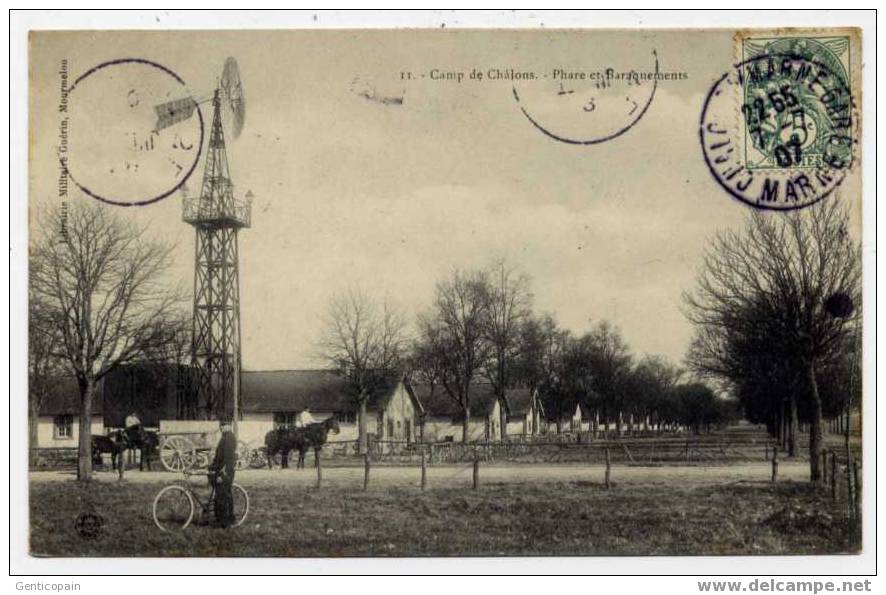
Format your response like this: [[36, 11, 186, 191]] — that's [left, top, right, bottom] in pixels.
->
[[472, 456, 479, 490], [830, 451, 837, 500], [821, 450, 828, 485], [604, 447, 611, 489], [845, 457, 855, 519], [771, 446, 778, 482], [420, 449, 427, 490], [852, 461, 861, 522], [363, 453, 370, 490], [316, 450, 322, 489]]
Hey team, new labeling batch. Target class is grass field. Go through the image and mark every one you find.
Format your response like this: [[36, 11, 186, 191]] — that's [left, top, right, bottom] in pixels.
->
[[29, 462, 858, 557]]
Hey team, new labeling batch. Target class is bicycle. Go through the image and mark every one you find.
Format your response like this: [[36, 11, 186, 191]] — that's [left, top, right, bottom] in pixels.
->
[[152, 469, 249, 532]]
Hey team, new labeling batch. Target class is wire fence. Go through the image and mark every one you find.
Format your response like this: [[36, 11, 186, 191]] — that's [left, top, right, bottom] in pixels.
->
[[315, 436, 776, 466]]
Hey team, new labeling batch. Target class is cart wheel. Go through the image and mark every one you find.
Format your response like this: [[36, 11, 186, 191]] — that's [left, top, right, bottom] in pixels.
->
[[231, 483, 250, 527], [159, 436, 196, 472], [153, 485, 195, 532]]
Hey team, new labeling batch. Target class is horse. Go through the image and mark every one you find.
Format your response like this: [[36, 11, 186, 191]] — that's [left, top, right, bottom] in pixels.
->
[[91, 434, 125, 471], [265, 417, 340, 470], [293, 417, 341, 469], [264, 427, 300, 469], [112, 427, 160, 471]]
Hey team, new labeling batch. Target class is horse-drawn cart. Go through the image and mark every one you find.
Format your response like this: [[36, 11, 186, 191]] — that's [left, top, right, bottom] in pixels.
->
[[158, 432, 214, 472], [157, 424, 265, 472]]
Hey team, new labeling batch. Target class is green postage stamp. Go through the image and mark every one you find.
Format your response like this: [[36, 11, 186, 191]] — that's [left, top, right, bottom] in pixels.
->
[[739, 35, 853, 172]]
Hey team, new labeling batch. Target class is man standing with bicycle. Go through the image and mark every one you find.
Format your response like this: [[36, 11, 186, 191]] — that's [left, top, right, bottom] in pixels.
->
[[208, 420, 237, 528]]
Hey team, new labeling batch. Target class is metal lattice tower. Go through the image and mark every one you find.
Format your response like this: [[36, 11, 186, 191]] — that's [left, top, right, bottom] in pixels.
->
[[183, 89, 250, 428]]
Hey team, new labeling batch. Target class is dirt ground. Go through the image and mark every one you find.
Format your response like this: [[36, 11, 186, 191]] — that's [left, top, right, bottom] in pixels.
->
[[31, 460, 812, 488]]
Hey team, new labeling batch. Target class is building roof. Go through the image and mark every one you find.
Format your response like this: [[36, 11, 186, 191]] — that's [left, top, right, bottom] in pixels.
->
[[539, 392, 590, 422], [504, 387, 542, 418], [38, 366, 419, 420], [38, 375, 103, 416], [408, 382, 502, 422], [101, 363, 188, 426], [38, 363, 188, 424], [240, 369, 409, 414]]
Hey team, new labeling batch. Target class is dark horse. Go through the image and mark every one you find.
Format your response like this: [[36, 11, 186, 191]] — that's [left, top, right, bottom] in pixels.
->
[[265, 417, 340, 469], [91, 434, 125, 471], [92, 428, 159, 471]]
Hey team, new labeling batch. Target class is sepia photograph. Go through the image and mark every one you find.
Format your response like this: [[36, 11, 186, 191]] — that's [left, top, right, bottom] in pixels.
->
[[11, 10, 875, 578]]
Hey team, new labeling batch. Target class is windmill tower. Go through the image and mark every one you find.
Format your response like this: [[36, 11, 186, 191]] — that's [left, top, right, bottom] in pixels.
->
[[178, 58, 249, 432]]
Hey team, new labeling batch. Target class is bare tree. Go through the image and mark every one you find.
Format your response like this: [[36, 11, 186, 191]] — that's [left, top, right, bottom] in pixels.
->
[[684, 201, 860, 481], [585, 321, 633, 434], [318, 288, 407, 454], [28, 295, 63, 467], [483, 260, 532, 439], [543, 330, 596, 434], [408, 320, 452, 394], [30, 203, 183, 481], [419, 269, 492, 442], [511, 313, 560, 393], [630, 355, 683, 435], [686, 296, 804, 455]]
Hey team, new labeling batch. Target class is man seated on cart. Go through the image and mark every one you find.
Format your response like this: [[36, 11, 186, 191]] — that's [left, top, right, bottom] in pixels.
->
[[208, 420, 238, 528], [123, 411, 143, 447]]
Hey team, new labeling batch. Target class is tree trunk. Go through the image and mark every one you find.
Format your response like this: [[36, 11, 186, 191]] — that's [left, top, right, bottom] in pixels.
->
[[28, 404, 39, 468], [499, 402, 507, 441], [77, 377, 95, 482], [461, 406, 470, 443], [780, 399, 788, 450], [788, 393, 799, 457], [615, 412, 623, 435], [357, 399, 368, 455], [806, 360, 824, 483]]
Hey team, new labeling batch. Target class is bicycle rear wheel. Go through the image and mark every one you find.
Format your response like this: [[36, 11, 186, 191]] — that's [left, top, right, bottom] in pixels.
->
[[153, 485, 195, 532], [231, 483, 250, 527]]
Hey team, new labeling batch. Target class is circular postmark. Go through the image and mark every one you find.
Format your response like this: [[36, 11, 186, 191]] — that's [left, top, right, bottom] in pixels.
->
[[74, 510, 105, 540], [700, 50, 856, 211], [64, 58, 204, 207], [513, 50, 659, 145]]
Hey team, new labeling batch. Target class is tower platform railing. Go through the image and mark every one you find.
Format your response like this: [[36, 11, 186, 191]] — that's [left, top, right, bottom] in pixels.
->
[[183, 196, 251, 228]]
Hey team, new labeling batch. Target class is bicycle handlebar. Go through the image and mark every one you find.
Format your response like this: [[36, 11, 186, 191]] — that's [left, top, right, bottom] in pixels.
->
[[183, 469, 209, 476]]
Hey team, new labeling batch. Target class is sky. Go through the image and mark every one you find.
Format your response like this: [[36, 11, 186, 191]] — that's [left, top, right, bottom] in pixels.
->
[[29, 29, 862, 371]]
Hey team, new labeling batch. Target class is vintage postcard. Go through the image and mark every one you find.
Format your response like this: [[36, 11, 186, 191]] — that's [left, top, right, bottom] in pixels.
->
[[19, 18, 870, 572]]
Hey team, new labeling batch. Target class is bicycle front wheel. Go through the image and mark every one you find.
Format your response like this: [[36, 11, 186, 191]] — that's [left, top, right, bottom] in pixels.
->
[[153, 485, 195, 532], [231, 483, 250, 527]]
